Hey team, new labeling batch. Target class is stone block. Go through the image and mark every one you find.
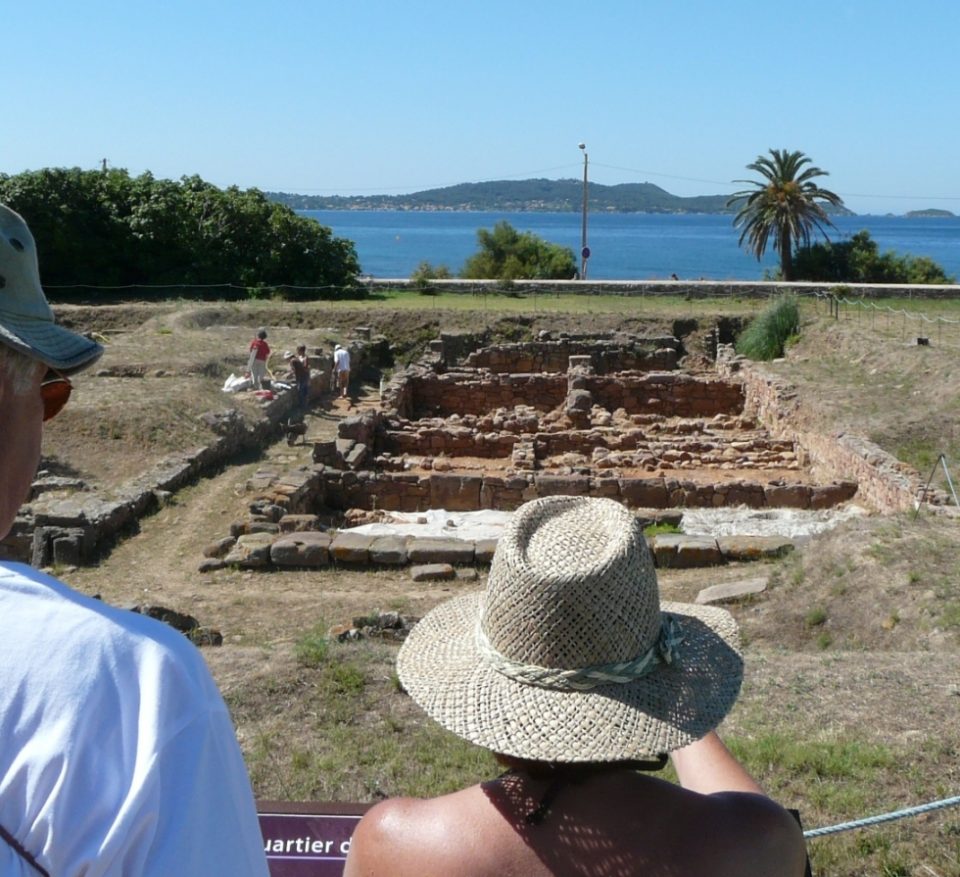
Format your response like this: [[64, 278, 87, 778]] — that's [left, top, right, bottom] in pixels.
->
[[429, 473, 482, 511], [652, 535, 724, 569], [312, 440, 338, 465], [696, 577, 768, 605], [198, 558, 227, 573], [278, 514, 323, 533], [764, 483, 810, 509], [271, 531, 332, 567], [408, 538, 475, 565], [474, 538, 499, 564], [718, 536, 794, 562], [52, 534, 82, 567], [410, 563, 456, 582], [535, 475, 591, 497], [369, 535, 409, 565], [619, 478, 669, 508], [224, 532, 275, 568], [203, 536, 236, 558], [339, 414, 375, 444], [566, 389, 593, 412], [721, 481, 766, 508], [329, 531, 375, 564], [810, 480, 859, 509]]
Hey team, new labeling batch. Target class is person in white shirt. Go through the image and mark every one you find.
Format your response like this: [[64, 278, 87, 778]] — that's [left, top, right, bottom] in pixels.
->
[[333, 343, 351, 398], [0, 203, 269, 877]]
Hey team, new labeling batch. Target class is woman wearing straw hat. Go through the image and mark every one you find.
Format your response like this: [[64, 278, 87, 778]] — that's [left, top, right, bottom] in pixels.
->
[[344, 496, 808, 876]]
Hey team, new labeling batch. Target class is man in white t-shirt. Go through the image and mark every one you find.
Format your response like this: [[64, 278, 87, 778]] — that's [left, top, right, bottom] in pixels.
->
[[0, 203, 269, 876], [333, 343, 351, 398]]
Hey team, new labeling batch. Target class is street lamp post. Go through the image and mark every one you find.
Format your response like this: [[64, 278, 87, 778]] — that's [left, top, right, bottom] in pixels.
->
[[578, 143, 589, 280]]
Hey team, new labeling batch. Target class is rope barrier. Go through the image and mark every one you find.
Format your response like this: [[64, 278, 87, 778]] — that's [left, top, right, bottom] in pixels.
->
[[804, 794, 960, 839], [818, 289, 960, 326]]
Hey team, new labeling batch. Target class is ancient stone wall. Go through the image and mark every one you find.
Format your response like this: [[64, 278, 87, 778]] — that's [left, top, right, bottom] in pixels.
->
[[317, 467, 856, 514], [0, 379, 310, 565], [464, 341, 678, 374], [717, 346, 925, 513], [409, 372, 568, 416], [403, 371, 744, 421], [588, 373, 744, 417]]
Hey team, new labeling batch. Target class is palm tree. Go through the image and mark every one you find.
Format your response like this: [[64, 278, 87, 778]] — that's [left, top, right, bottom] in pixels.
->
[[727, 149, 844, 280]]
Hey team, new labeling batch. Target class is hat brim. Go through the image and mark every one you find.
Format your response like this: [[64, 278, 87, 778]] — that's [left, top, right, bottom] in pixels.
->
[[0, 316, 103, 373], [397, 591, 743, 762]]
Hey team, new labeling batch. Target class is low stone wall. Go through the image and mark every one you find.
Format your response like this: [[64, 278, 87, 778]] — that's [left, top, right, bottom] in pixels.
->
[[1, 384, 309, 565], [370, 278, 960, 300], [378, 421, 797, 468], [403, 371, 745, 421], [716, 346, 927, 513], [213, 524, 792, 573], [464, 339, 678, 374], [381, 426, 517, 459], [588, 373, 744, 418], [409, 372, 567, 416], [317, 468, 856, 513]]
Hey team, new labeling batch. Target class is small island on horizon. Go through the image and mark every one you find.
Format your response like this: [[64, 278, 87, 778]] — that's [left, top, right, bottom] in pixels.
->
[[904, 208, 956, 218]]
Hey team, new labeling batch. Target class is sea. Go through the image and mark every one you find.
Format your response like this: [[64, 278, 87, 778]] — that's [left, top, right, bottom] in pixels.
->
[[298, 210, 960, 282]]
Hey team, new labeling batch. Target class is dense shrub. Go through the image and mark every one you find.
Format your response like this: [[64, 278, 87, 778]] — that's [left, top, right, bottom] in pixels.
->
[[410, 260, 452, 294], [736, 294, 800, 360], [460, 220, 576, 280], [0, 168, 361, 294], [793, 230, 955, 284]]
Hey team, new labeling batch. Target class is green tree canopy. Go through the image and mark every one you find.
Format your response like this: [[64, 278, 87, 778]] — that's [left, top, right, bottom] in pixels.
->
[[460, 220, 577, 280], [0, 168, 360, 293], [727, 149, 844, 281], [793, 230, 955, 284]]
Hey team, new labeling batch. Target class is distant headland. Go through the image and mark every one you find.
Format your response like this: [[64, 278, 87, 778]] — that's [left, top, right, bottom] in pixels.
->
[[267, 178, 856, 216]]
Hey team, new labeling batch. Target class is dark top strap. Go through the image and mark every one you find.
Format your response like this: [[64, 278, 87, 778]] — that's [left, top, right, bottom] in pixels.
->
[[787, 809, 815, 877], [0, 822, 50, 877]]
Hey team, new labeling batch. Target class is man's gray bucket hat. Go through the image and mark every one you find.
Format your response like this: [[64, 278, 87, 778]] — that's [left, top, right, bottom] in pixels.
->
[[0, 204, 103, 372]]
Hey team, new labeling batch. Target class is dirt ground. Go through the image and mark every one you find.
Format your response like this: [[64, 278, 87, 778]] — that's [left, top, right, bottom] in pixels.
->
[[36, 299, 960, 874]]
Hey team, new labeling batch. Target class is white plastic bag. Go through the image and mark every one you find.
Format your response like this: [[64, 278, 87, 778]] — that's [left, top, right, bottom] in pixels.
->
[[222, 373, 252, 393]]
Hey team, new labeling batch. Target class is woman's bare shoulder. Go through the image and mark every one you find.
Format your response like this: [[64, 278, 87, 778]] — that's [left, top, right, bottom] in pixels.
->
[[696, 791, 809, 875], [344, 787, 488, 877]]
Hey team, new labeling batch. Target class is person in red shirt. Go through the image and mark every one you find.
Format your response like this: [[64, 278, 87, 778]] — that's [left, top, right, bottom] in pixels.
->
[[247, 329, 270, 389]]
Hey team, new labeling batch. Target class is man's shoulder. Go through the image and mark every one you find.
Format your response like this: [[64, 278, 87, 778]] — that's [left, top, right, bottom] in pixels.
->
[[0, 563, 208, 668]]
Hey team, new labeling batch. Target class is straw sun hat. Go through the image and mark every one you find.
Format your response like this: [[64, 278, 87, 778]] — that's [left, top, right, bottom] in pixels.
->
[[397, 496, 743, 762]]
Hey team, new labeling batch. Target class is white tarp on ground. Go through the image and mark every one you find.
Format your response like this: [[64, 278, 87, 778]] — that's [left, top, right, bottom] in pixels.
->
[[680, 505, 868, 539], [346, 505, 867, 542], [348, 509, 514, 541]]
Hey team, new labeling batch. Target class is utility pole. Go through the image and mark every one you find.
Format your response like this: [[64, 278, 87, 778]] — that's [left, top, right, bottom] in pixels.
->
[[578, 143, 589, 280]]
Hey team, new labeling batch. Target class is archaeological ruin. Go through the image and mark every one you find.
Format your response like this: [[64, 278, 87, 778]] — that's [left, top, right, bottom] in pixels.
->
[[312, 330, 859, 515], [8, 325, 938, 573]]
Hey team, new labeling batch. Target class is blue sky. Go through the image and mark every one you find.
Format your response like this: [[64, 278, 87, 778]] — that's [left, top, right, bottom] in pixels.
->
[[8, 0, 960, 215]]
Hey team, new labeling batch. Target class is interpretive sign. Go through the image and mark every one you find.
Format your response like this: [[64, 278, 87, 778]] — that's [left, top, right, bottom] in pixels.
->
[[259, 802, 369, 876]]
